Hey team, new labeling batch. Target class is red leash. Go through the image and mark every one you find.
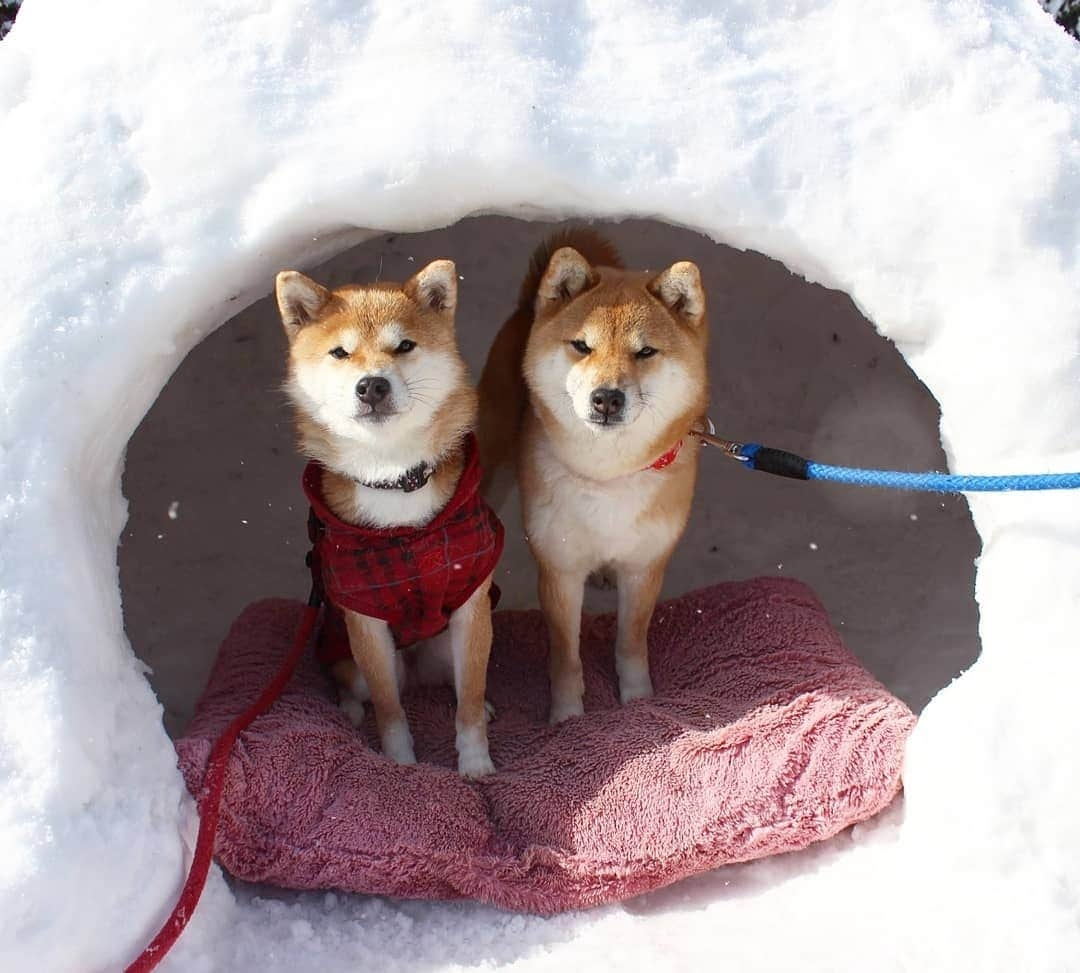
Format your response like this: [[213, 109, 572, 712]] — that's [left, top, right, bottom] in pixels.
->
[[125, 600, 321, 973]]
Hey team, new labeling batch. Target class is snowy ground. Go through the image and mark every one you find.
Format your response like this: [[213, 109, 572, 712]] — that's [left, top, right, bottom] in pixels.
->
[[2, 2, 1079, 972]]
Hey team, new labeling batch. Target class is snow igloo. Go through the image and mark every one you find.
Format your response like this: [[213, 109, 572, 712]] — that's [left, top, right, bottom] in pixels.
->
[[1, 2, 1078, 971]]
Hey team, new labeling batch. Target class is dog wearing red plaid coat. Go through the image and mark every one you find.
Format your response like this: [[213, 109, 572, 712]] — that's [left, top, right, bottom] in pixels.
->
[[276, 260, 501, 777]]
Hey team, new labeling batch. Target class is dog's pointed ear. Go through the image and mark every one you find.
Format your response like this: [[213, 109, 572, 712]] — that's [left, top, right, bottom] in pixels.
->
[[536, 247, 597, 308], [404, 259, 457, 317], [276, 271, 332, 342], [647, 262, 706, 326]]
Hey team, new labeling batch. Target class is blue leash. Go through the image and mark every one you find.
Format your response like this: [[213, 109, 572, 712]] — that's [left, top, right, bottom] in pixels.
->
[[692, 429, 1080, 494]]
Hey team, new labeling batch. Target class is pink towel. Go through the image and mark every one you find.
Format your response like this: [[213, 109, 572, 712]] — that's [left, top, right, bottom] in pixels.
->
[[176, 578, 915, 913]]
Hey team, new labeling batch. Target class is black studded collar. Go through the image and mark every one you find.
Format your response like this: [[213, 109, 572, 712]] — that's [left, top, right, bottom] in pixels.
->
[[355, 460, 436, 493]]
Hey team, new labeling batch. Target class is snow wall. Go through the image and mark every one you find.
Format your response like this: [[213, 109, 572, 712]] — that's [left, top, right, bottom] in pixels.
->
[[0, 1, 1078, 970]]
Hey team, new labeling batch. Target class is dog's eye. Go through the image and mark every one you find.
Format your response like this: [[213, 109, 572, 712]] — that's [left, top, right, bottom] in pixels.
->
[[395, 339, 417, 354], [636, 346, 658, 359], [570, 339, 591, 355], [328, 346, 349, 359]]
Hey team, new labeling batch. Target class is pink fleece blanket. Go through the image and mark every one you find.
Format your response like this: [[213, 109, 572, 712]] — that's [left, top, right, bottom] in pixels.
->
[[176, 578, 915, 913]]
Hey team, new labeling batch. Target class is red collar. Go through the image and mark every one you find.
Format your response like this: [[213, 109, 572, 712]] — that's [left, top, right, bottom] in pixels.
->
[[644, 439, 683, 471]]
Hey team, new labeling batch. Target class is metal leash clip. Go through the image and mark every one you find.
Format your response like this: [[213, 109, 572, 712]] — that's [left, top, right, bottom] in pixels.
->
[[691, 417, 749, 462]]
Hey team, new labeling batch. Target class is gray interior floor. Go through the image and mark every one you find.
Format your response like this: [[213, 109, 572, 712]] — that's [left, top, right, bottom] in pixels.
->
[[118, 216, 981, 738]]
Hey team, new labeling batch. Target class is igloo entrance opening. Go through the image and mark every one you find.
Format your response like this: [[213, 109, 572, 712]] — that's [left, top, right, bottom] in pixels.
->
[[118, 216, 980, 739]]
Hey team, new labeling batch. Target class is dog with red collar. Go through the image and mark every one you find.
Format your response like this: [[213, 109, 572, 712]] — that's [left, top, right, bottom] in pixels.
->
[[479, 230, 710, 723], [277, 260, 503, 777]]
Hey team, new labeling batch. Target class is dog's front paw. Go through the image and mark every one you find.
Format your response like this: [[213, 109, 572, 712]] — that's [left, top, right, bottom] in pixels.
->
[[619, 678, 654, 704], [618, 658, 654, 704], [458, 751, 495, 779], [549, 693, 585, 725], [456, 723, 494, 778], [380, 720, 417, 765]]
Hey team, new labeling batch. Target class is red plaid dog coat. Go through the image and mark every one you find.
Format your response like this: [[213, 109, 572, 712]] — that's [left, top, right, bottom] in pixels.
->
[[304, 433, 504, 664]]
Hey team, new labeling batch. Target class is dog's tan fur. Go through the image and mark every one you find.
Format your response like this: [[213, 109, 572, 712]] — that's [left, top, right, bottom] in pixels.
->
[[479, 230, 708, 722], [277, 261, 495, 777]]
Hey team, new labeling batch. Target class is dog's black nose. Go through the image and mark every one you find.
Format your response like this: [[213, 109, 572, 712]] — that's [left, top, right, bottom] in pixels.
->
[[591, 387, 625, 417], [356, 376, 391, 405]]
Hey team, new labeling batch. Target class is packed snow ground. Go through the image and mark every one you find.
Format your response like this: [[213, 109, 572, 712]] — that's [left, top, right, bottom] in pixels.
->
[[1, 2, 1079, 972]]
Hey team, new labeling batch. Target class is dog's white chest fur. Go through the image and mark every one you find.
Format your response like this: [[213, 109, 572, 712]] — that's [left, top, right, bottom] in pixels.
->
[[347, 480, 450, 528], [325, 438, 453, 528], [523, 437, 682, 572]]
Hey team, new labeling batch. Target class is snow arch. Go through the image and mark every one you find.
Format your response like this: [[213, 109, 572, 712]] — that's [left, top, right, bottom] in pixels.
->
[[1, 2, 1078, 971]]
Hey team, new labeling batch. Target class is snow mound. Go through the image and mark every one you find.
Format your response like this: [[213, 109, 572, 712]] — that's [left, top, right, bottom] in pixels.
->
[[0, 1, 1077, 971]]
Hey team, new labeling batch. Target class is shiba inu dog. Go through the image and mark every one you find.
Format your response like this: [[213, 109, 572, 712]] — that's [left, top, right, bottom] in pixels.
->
[[479, 230, 708, 723], [277, 260, 503, 777]]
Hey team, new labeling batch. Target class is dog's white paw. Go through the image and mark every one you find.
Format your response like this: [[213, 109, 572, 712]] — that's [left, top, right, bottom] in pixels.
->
[[619, 677, 654, 704], [456, 724, 494, 778], [380, 720, 416, 765], [618, 658, 654, 704], [339, 695, 366, 727], [458, 750, 495, 778], [549, 693, 585, 725], [484, 699, 497, 723]]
